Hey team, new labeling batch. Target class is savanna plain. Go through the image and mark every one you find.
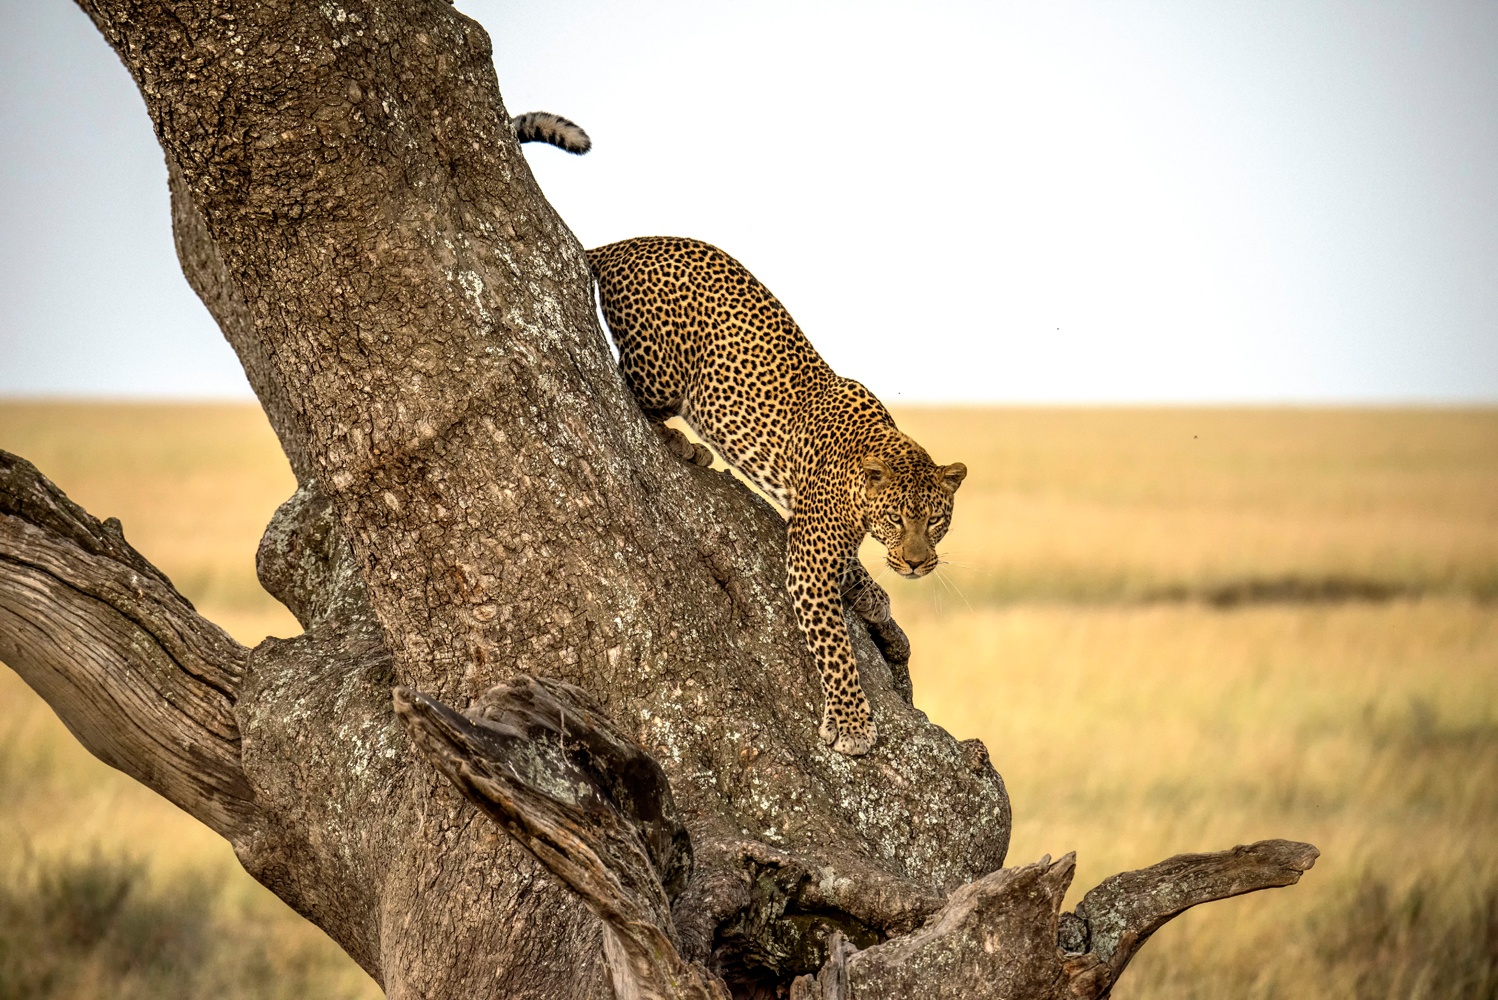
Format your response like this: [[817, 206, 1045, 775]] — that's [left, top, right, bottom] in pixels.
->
[[1, 402, 1494, 999]]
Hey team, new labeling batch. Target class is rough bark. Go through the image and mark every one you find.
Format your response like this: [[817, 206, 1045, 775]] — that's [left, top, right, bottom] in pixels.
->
[[393, 679, 724, 1000], [390, 671, 1318, 1000], [0, 0, 1316, 996]]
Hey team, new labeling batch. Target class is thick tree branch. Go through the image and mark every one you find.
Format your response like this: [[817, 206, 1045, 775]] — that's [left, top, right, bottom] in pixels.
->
[[1058, 839, 1321, 996], [786, 842, 1318, 999], [0, 451, 255, 838], [808, 856, 1080, 999]]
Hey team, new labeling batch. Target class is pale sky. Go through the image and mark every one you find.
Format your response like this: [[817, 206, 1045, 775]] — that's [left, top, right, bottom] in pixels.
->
[[1, 0, 1495, 403]]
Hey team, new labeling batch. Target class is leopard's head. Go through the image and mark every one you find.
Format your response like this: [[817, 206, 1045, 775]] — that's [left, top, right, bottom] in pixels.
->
[[861, 444, 967, 579]]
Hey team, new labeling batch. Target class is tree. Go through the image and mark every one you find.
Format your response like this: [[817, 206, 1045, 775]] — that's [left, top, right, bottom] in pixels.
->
[[0, 1, 1317, 997]]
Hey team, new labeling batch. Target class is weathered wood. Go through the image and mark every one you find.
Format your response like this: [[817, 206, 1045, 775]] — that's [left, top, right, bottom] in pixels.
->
[[785, 841, 1318, 999], [0, 451, 254, 837], [395, 672, 1321, 999], [818, 856, 1079, 999], [1060, 839, 1321, 996], [394, 679, 726, 1000]]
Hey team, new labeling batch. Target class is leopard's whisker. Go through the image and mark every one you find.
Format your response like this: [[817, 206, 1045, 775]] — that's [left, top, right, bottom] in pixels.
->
[[929, 572, 947, 618], [934, 565, 975, 615]]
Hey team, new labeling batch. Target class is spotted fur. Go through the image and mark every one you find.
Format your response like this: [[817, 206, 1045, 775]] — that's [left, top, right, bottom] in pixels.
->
[[589, 237, 967, 756]]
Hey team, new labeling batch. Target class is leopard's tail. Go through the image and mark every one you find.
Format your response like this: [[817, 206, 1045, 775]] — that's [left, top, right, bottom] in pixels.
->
[[511, 112, 591, 155]]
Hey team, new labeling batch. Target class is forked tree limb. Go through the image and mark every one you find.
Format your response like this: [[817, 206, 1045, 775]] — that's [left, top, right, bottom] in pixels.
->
[[1059, 839, 1322, 996], [0, 451, 255, 838], [788, 841, 1318, 999]]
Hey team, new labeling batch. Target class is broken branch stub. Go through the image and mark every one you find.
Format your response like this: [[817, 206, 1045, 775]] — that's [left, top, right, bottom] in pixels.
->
[[790, 840, 1318, 999], [393, 677, 727, 1000]]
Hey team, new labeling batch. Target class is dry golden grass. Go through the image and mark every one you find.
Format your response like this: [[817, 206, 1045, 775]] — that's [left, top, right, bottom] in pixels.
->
[[888, 406, 1498, 602], [0, 404, 361, 999], [900, 600, 1498, 998], [2, 402, 1495, 998], [0, 402, 300, 627]]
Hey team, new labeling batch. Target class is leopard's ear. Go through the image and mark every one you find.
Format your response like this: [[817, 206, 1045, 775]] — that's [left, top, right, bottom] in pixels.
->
[[862, 455, 893, 496], [938, 462, 967, 494]]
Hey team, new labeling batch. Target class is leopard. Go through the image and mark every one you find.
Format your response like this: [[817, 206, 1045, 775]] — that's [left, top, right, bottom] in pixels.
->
[[587, 237, 967, 756], [510, 114, 967, 755]]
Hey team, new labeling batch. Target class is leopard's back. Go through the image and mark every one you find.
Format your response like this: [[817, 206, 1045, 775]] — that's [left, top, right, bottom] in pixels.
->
[[589, 234, 965, 756], [588, 237, 835, 507]]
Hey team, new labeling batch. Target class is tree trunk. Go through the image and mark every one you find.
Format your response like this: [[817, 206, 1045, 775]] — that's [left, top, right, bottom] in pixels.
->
[[0, 2, 1316, 997]]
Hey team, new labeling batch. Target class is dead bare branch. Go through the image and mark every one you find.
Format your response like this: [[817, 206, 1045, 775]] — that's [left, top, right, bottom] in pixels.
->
[[0, 450, 255, 837], [1060, 839, 1321, 995]]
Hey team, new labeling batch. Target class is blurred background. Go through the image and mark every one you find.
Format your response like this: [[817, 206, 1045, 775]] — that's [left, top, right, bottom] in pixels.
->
[[1, 1, 1495, 997]]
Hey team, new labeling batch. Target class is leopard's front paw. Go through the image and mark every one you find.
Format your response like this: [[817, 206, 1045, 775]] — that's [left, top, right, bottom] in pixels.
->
[[845, 578, 891, 624], [833, 718, 877, 756], [820, 705, 876, 756]]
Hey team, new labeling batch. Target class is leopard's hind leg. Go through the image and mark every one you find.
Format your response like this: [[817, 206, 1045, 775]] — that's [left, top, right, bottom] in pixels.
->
[[650, 420, 714, 468]]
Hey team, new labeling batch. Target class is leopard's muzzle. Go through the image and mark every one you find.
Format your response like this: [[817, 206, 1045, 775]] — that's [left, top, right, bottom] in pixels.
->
[[887, 513, 937, 578], [888, 554, 939, 580]]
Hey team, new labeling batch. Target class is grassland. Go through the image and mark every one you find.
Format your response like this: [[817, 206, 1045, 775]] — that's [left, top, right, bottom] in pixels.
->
[[2, 402, 1495, 999]]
